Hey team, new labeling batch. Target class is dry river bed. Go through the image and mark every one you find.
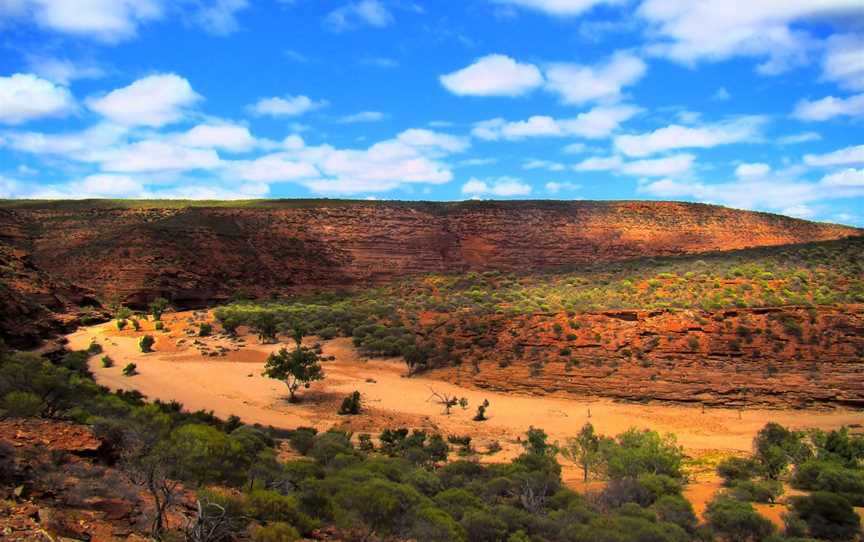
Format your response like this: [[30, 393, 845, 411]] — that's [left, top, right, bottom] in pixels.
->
[[66, 311, 864, 526]]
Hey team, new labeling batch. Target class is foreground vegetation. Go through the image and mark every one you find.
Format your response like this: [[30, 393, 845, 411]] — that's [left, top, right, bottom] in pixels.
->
[[2, 339, 862, 541]]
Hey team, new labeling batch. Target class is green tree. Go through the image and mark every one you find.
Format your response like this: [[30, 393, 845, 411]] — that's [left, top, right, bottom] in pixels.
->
[[603, 428, 685, 480], [753, 423, 811, 480], [262, 329, 324, 403], [705, 496, 774, 542], [169, 424, 249, 487], [561, 422, 605, 482], [788, 492, 861, 541]]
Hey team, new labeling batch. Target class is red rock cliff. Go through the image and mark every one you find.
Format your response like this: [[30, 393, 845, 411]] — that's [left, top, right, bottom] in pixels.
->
[[1, 200, 859, 312]]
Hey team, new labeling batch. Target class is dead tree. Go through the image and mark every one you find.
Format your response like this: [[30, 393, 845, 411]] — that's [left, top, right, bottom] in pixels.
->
[[428, 388, 459, 415]]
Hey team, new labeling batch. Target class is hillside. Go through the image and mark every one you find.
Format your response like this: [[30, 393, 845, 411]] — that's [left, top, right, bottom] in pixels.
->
[[0, 200, 859, 315]]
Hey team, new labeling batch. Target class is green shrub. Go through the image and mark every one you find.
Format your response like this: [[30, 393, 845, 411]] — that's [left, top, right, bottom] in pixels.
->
[[116, 319, 128, 331], [2, 391, 44, 417], [101, 356, 113, 368], [87, 341, 102, 355], [246, 490, 318, 535], [251, 522, 300, 542], [122, 363, 138, 376], [338, 391, 362, 415], [654, 495, 697, 532], [787, 492, 860, 541], [199, 323, 213, 337], [705, 496, 774, 541], [717, 456, 761, 485], [139, 335, 155, 353], [728, 479, 783, 504], [792, 460, 864, 505]]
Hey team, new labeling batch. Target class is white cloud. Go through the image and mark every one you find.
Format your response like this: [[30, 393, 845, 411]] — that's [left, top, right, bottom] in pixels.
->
[[637, 0, 862, 74], [440, 54, 544, 97], [545, 181, 580, 193], [174, 123, 257, 153], [360, 56, 399, 68], [192, 0, 249, 36], [822, 34, 864, 91], [523, 159, 565, 171], [89, 140, 221, 173], [472, 104, 638, 141], [574, 153, 694, 177], [562, 142, 587, 154], [491, 0, 619, 16], [225, 153, 319, 182], [323, 0, 393, 32], [622, 154, 694, 176], [26, 56, 106, 85], [249, 95, 328, 117], [712, 87, 731, 101], [87, 74, 200, 127], [821, 168, 864, 187], [614, 116, 764, 157], [735, 162, 771, 178], [544, 51, 646, 105], [793, 94, 864, 121], [338, 111, 387, 123], [804, 145, 864, 167], [1, 0, 164, 42], [776, 132, 821, 145], [573, 155, 622, 171], [74, 174, 146, 197], [3, 123, 128, 156], [639, 169, 864, 213], [0, 73, 75, 125], [462, 176, 532, 197], [396, 128, 470, 154]]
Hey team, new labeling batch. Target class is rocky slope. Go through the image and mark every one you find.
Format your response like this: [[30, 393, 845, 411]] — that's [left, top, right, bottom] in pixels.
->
[[1, 200, 859, 312], [428, 305, 864, 408]]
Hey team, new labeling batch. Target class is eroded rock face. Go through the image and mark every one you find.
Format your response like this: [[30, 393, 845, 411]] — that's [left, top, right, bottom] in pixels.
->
[[1, 201, 859, 311], [428, 306, 864, 408]]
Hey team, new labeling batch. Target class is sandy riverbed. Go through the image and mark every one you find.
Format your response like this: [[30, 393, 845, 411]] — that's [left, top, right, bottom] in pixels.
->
[[66, 310, 864, 524]]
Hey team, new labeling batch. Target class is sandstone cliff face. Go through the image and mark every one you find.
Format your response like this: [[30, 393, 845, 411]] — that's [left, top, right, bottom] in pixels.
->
[[1, 201, 859, 310], [430, 306, 864, 408]]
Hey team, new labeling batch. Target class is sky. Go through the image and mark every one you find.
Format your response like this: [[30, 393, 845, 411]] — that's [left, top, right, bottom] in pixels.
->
[[0, 0, 862, 225]]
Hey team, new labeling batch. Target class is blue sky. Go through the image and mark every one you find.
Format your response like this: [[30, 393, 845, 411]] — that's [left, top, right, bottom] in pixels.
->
[[0, 1, 862, 225]]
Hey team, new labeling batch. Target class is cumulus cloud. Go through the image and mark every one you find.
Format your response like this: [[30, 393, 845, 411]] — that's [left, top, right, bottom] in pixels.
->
[[472, 105, 638, 141], [574, 153, 694, 177], [821, 168, 864, 187], [491, 0, 619, 16], [249, 95, 328, 117], [192, 0, 250, 36], [637, 0, 862, 74], [793, 94, 864, 121], [440, 54, 544, 97], [26, 56, 106, 85], [822, 33, 864, 91], [545, 181, 580, 193], [88, 140, 222, 172], [777, 132, 822, 145], [0, 73, 75, 125], [323, 0, 393, 32], [613, 116, 764, 157], [523, 159, 565, 171], [87, 74, 200, 127], [544, 52, 646, 105], [0, 0, 163, 42], [3, 123, 129, 156], [174, 123, 257, 153], [804, 145, 864, 167], [338, 111, 387, 123], [735, 163, 771, 178], [462, 177, 532, 197]]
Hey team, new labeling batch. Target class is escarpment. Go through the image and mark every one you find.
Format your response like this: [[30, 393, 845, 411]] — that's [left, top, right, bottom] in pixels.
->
[[1, 200, 859, 310]]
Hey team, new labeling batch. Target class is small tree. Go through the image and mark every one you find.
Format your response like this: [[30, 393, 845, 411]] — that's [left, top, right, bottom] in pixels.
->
[[123, 363, 138, 376], [199, 323, 213, 337], [473, 399, 489, 422], [338, 391, 362, 415], [458, 397, 469, 410], [101, 355, 113, 368], [149, 298, 169, 321], [523, 426, 556, 456], [788, 492, 861, 541], [561, 422, 604, 482], [140, 335, 155, 353], [262, 328, 324, 403], [117, 319, 128, 331], [253, 313, 279, 343]]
